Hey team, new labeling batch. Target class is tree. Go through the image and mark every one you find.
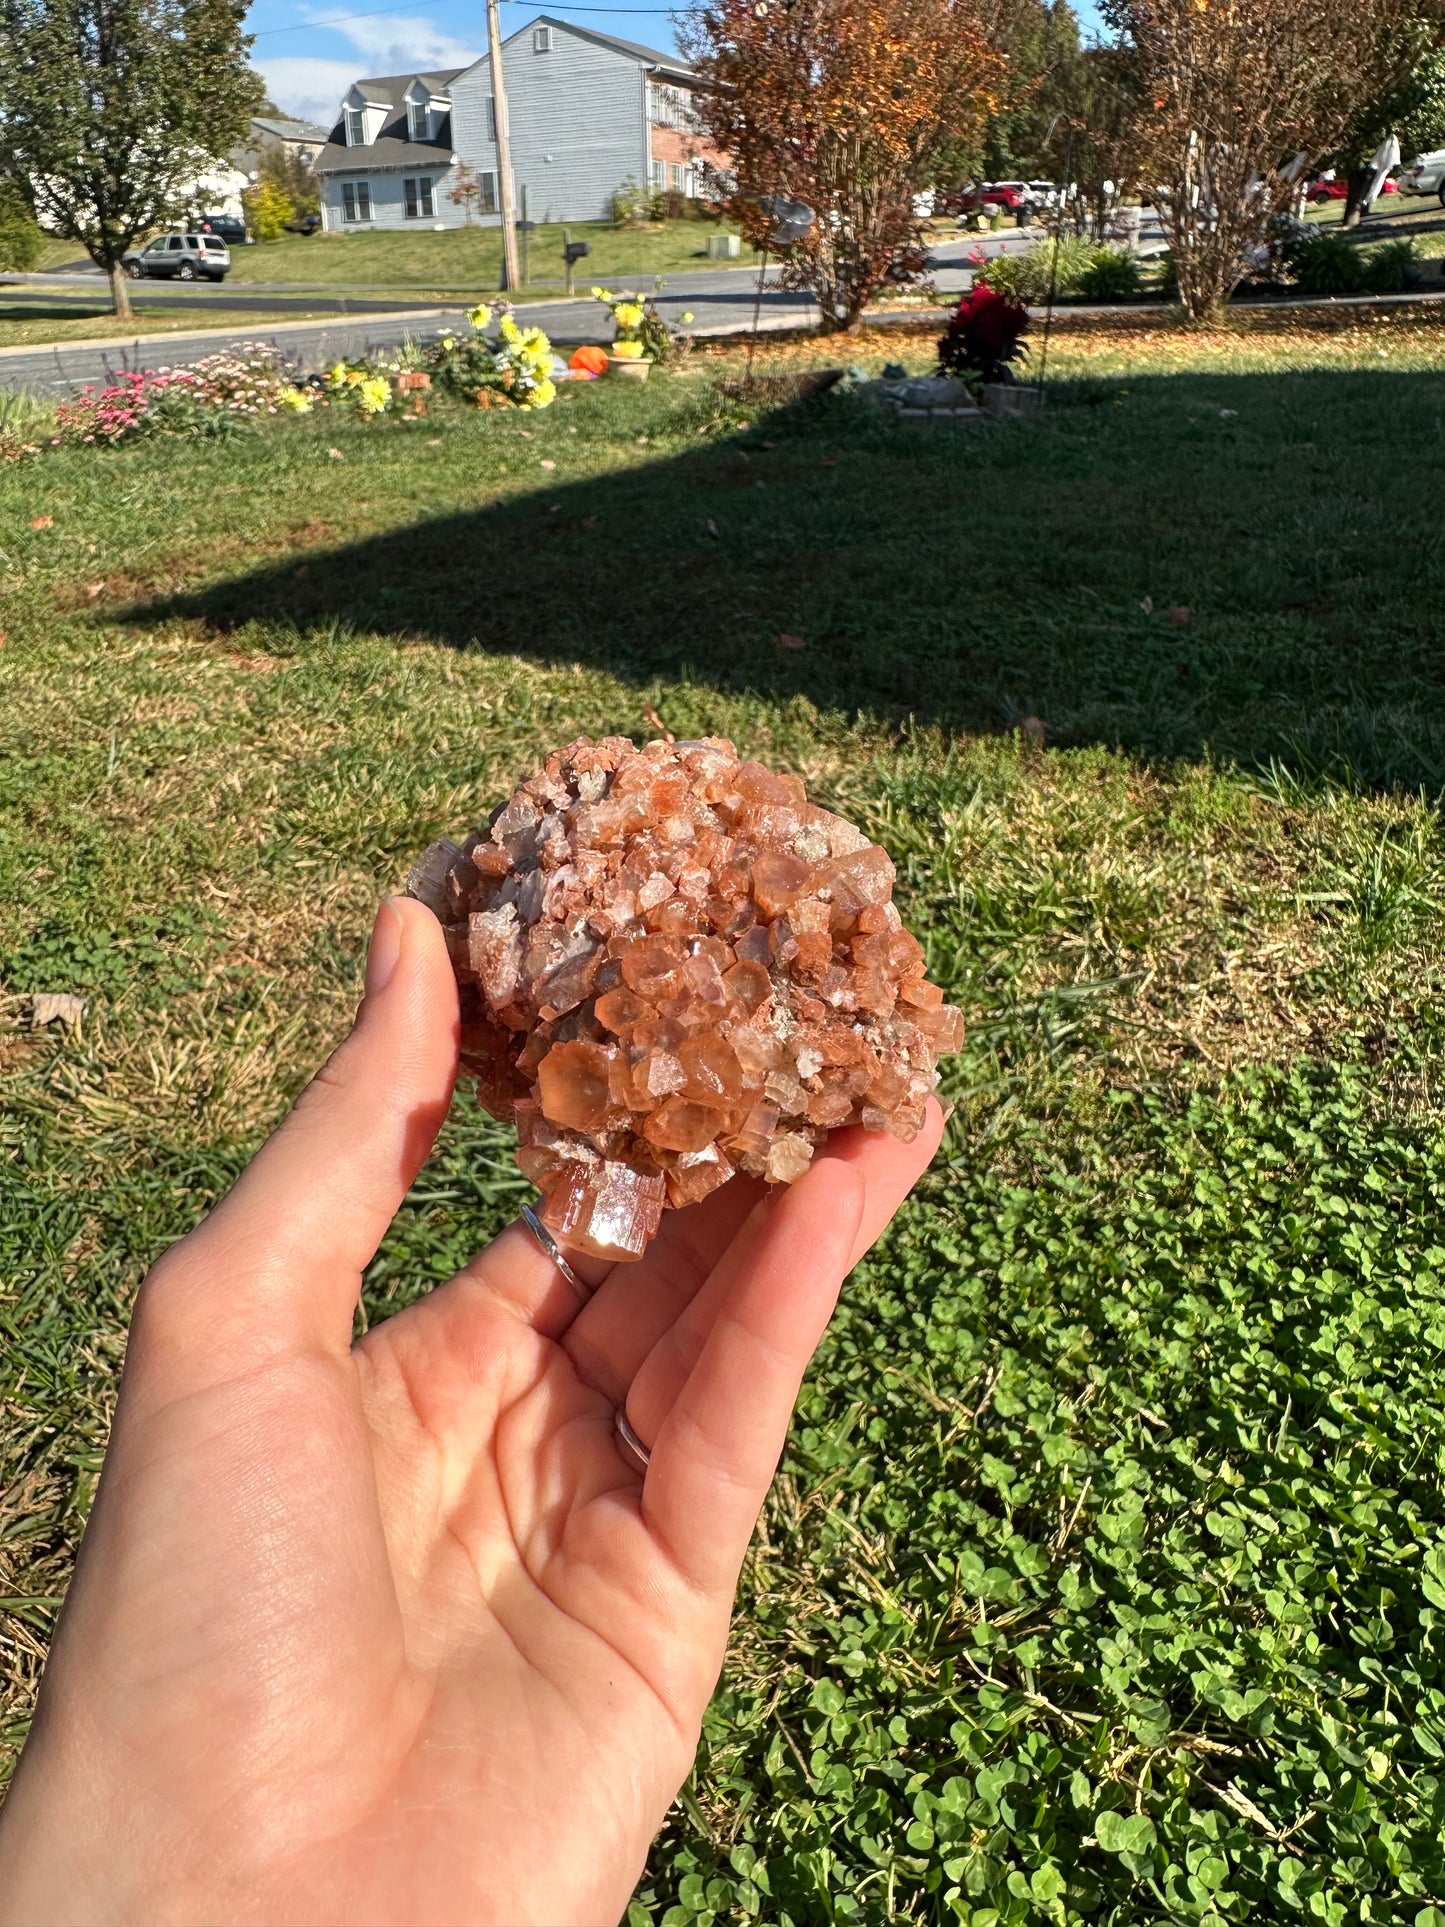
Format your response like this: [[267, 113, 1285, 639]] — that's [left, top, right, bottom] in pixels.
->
[[449, 163, 484, 226], [0, 0, 263, 319], [242, 178, 294, 242], [0, 179, 44, 271], [1107, 0, 1410, 320], [681, 0, 1003, 331], [257, 143, 320, 223], [1325, 19, 1445, 225]]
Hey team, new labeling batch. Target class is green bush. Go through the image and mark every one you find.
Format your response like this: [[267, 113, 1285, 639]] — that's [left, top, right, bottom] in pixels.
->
[[0, 179, 43, 272], [1364, 236, 1418, 293], [1078, 246, 1144, 300], [1291, 228, 1369, 296]]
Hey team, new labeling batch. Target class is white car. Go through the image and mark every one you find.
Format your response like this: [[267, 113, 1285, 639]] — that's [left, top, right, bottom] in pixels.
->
[[1399, 150, 1445, 202]]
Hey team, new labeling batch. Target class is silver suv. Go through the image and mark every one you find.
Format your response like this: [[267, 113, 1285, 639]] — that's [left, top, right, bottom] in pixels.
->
[[123, 232, 232, 282]]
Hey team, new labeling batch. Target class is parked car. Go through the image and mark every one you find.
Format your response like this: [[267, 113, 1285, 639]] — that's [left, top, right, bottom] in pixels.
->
[[1399, 150, 1445, 202], [122, 233, 231, 282], [1308, 174, 1397, 203], [951, 181, 1045, 216], [196, 212, 250, 246]]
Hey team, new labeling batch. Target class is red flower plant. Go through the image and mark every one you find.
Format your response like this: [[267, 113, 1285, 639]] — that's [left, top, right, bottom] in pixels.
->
[[937, 284, 1030, 385]]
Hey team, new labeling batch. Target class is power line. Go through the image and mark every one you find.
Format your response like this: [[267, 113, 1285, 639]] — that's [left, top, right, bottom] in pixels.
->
[[251, 2, 675, 36]]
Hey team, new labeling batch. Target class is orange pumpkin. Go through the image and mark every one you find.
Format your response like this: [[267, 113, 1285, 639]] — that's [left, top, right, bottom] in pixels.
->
[[568, 344, 610, 376]]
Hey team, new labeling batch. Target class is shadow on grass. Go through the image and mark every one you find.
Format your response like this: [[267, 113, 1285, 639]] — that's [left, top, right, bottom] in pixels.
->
[[137, 364, 1445, 788]]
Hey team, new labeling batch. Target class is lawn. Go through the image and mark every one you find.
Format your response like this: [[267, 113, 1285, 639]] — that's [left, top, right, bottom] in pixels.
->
[[221, 216, 760, 292], [8, 309, 1445, 1923], [0, 301, 334, 349]]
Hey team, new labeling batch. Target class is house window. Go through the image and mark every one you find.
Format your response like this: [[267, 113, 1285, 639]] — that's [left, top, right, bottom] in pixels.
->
[[649, 158, 665, 191], [408, 100, 428, 140], [486, 96, 496, 139], [669, 162, 686, 192], [345, 106, 365, 145], [478, 170, 498, 214], [341, 180, 371, 222], [533, 24, 551, 50], [404, 177, 435, 219], [649, 84, 693, 130]]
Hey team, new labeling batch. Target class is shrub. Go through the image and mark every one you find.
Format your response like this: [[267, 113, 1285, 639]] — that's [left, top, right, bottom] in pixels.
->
[[52, 345, 300, 446], [0, 179, 43, 272], [976, 234, 1111, 302], [937, 283, 1030, 384], [1078, 246, 1144, 300], [1289, 227, 1369, 295], [609, 177, 648, 227], [242, 179, 293, 243], [1364, 236, 1418, 293]]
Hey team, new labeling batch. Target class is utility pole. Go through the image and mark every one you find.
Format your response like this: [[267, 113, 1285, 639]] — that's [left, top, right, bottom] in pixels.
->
[[485, 0, 520, 292]]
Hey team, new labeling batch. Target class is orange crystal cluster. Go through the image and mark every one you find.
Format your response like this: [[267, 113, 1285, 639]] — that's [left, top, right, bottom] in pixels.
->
[[407, 736, 962, 1260]]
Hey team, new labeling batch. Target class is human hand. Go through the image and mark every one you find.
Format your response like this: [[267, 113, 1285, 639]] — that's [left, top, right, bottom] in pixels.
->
[[0, 898, 944, 1927]]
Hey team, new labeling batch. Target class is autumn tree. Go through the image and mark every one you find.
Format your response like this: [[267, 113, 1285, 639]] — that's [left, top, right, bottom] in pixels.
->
[[0, 0, 262, 318], [681, 0, 1003, 330], [1106, 0, 1408, 320], [449, 164, 484, 227]]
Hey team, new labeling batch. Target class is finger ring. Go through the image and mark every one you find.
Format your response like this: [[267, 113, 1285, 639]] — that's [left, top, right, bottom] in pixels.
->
[[614, 1406, 651, 1475], [522, 1203, 591, 1307]]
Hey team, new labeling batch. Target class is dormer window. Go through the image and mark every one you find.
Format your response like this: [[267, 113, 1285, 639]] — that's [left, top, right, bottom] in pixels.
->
[[408, 99, 429, 140], [345, 106, 365, 145], [533, 25, 551, 50]]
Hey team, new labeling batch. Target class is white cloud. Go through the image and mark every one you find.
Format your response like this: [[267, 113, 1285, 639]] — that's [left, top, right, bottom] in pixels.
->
[[257, 16, 482, 127], [305, 9, 481, 74], [255, 55, 361, 128]]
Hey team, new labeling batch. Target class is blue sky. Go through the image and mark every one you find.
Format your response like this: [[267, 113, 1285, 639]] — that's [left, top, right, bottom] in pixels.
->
[[248, 0, 1108, 133], [248, 1, 686, 127]]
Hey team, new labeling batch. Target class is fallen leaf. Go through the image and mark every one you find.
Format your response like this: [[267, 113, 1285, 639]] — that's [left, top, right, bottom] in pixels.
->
[[547, 503, 561, 515], [706, 518, 721, 539], [327, 447, 343, 460], [1140, 595, 1154, 615], [31, 992, 85, 1031], [427, 438, 442, 446], [540, 458, 557, 470], [775, 631, 807, 651], [1167, 604, 1192, 628], [1219, 407, 1238, 419], [30, 514, 52, 530], [86, 580, 105, 599]]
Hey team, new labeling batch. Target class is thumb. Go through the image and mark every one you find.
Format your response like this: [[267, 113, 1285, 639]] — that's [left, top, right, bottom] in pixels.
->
[[143, 896, 459, 1361]]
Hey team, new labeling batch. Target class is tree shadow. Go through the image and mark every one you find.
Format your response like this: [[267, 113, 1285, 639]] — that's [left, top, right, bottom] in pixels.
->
[[133, 363, 1445, 789]]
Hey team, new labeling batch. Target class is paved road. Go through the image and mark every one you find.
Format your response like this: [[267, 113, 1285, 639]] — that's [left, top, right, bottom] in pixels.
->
[[0, 225, 1164, 394]]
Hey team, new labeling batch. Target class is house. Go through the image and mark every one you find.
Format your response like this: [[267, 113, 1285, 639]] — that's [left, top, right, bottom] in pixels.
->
[[234, 116, 332, 184], [311, 17, 723, 232]]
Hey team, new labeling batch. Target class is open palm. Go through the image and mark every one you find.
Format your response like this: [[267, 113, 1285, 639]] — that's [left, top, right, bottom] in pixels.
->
[[0, 899, 942, 1927]]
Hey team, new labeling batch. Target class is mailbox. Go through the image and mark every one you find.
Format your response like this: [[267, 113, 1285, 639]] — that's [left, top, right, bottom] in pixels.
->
[[563, 239, 591, 265]]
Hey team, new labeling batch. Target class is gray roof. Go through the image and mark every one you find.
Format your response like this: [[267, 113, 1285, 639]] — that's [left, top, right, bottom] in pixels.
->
[[522, 15, 695, 76], [252, 114, 329, 142], [350, 68, 464, 108]]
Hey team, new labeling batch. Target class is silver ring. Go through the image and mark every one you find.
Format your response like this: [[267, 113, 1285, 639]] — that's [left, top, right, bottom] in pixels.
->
[[614, 1407, 651, 1475], [522, 1203, 591, 1307]]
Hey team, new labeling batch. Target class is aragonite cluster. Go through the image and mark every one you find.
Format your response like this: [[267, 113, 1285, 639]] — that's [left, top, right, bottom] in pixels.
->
[[407, 736, 962, 1260]]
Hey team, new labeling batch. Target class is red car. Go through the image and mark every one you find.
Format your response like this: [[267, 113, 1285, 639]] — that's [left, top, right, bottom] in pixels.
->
[[1309, 175, 1397, 202], [951, 181, 1033, 214]]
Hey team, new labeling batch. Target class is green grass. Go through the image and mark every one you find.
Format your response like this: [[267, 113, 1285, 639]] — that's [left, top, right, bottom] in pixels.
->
[[0, 302, 334, 348], [10, 308, 1445, 1921], [221, 217, 759, 292]]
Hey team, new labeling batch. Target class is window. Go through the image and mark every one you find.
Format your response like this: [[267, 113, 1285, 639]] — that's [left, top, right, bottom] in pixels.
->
[[485, 96, 496, 139], [533, 24, 551, 50], [478, 170, 498, 214], [408, 100, 428, 140], [419, 177, 434, 217], [649, 158, 665, 191], [345, 106, 365, 145], [168, 235, 185, 250], [649, 84, 693, 130], [404, 177, 435, 218], [669, 162, 686, 192], [341, 180, 371, 222]]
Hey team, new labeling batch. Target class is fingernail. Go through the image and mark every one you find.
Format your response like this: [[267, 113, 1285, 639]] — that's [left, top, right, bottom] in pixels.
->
[[365, 897, 405, 998]]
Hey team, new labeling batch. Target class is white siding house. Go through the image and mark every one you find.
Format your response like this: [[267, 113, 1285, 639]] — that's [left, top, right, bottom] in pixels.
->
[[313, 17, 718, 232]]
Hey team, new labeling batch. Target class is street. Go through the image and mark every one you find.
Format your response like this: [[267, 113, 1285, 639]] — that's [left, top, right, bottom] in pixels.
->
[[0, 224, 1131, 393]]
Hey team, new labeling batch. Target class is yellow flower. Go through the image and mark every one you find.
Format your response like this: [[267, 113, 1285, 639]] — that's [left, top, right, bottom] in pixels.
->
[[440, 335, 455, 350], [526, 377, 556, 409], [279, 386, 312, 412], [499, 315, 520, 343], [590, 285, 610, 300], [610, 339, 645, 360], [614, 302, 644, 331], [327, 360, 346, 386], [356, 375, 390, 415], [681, 311, 694, 324], [467, 302, 492, 330]]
